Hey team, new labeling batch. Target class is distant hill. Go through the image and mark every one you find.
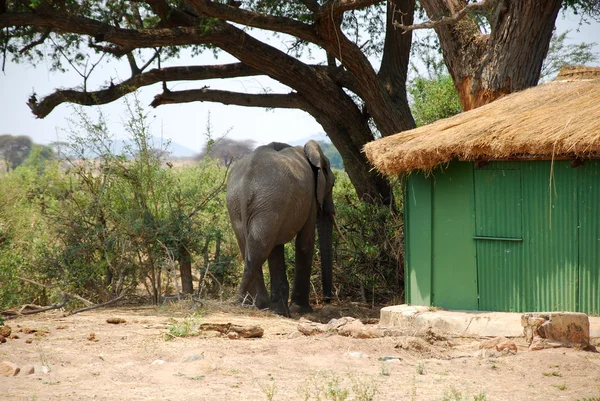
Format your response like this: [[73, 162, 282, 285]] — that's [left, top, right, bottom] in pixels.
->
[[52, 137, 197, 159], [288, 132, 330, 146], [286, 133, 343, 170]]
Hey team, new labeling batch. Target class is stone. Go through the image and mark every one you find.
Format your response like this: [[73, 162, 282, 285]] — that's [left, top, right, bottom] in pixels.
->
[[497, 340, 518, 354], [181, 353, 204, 363], [106, 318, 126, 324], [227, 332, 239, 340], [25, 338, 33, 344], [479, 337, 506, 350], [0, 335, 5, 344], [0, 325, 11, 337], [35, 365, 51, 374], [337, 319, 380, 339], [521, 312, 589, 350], [348, 352, 368, 358], [379, 356, 402, 362], [297, 319, 329, 336], [473, 349, 500, 359], [479, 337, 517, 354], [0, 361, 20, 377], [151, 359, 166, 365], [20, 365, 35, 375]]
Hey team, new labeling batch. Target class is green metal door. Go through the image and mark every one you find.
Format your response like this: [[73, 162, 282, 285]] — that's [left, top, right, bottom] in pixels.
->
[[474, 167, 524, 312]]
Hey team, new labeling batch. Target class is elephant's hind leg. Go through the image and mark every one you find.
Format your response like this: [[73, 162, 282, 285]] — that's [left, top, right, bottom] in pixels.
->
[[267, 244, 290, 317], [238, 251, 270, 311], [290, 222, 315, 314]]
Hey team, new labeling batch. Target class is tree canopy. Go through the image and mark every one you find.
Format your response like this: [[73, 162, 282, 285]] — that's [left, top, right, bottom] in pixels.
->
[[1, 0, 599, 201]]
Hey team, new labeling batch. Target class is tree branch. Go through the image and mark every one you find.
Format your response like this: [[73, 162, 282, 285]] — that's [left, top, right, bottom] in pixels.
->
[[320, 0, 384, 19], [150, 88, 310, 111], [185, 0, 321, 45], [28, 63, 263, 118], [67, 295, 125, 316], [394, 0, 494, 32], [18, 28, 50, 54], [0, 12, 226, 48]]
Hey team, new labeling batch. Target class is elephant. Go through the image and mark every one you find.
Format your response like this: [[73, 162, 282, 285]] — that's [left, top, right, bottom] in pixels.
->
[[226, 140, 335, 316]]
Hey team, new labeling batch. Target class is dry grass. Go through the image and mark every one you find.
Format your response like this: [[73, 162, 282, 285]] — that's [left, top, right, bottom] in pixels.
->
[[364, 66, 600, 176]]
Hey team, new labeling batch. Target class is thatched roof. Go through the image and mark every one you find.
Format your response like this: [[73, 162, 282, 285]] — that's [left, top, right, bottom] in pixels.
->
[[364, 66, 600, 176]]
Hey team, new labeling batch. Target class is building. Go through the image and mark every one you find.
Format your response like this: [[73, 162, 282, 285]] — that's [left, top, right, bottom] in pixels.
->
[[364, 67, 600, 314]]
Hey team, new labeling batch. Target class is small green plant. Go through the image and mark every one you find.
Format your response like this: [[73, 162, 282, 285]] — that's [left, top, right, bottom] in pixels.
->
[[351, 376, 378, 401], [542, 371, 562, 377], [0, 317, 4, 326], [553, 384, 568, 391], [164, 313, 203, 340], [441, 387, 486, 401], [416, 361, 425, 375], [325, 375, 349, 401], [473, 393, 487, 401], [259, 380, 277, 401]]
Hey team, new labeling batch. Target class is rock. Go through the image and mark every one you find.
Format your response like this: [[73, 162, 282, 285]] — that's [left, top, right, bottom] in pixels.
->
[[0, 335, 5, 344], [181, 353, 205, 363], [297, 319, 329, 336], [9, 335, 19, 340], [479, 337, 517, 354], [328, 317, 357, 330], [35, 365, 51, 374], [199, 323, 264, 338], [106, 318, 126, 324], [497, 339, 518, 354], [0, 325, 11, 337], [25, 338, 33, 344], [348, 351, 368, 358], [521, 312, 589, 350], [473, 349, 501, 359], [0, 361, 20, 377], [287, 331, 304, 339], [20, 365, 35, 375], [227, 332, 239, 340], [337, 319, 380, 339], [396, 337, 434, 354], [479, 337, 505, 350], [151, 359, 166, 365], [87, 332, 99, 342], [379, 356, 402, 362]]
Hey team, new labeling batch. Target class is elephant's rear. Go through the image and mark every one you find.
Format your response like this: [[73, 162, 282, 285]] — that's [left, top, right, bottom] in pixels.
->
[[226, 145, 313, 255]]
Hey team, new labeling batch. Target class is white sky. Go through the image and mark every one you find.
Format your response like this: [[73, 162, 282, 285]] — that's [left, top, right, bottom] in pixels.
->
[[0, 10, 599, 153]]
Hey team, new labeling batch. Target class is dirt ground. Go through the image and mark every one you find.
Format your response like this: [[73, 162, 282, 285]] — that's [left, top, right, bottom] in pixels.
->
[[1, 302, 600, 401]]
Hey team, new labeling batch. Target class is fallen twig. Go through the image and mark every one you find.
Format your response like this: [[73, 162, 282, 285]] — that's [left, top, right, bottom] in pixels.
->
[[67, 295, 125, 316], [17, 276, 94, 305]]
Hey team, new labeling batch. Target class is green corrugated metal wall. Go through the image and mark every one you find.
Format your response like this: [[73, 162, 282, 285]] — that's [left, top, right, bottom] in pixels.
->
[[405, 159, 600, 314], [579, 159, 600, 314]]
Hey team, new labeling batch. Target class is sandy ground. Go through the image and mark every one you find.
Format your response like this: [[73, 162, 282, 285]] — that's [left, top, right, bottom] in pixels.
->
[[1, 302, 600, 401]]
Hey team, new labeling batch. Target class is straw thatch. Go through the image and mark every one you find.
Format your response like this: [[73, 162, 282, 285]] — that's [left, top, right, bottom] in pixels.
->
[[364, 66, 600, 176]]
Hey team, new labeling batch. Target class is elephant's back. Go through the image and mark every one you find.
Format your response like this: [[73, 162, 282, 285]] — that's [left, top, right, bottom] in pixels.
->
[[227, 146, 315, 244]]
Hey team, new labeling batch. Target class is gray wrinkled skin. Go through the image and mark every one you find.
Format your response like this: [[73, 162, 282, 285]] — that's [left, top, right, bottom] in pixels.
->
[[226, 140, 335, 316]]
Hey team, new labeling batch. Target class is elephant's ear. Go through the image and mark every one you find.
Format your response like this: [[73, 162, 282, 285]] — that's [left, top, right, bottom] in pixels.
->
[[304, 140, 326, 211]]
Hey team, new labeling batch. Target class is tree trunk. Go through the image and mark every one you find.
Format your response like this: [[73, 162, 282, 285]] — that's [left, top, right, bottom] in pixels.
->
[[178, 245, 193, 295], [421, 0, 562, 110]]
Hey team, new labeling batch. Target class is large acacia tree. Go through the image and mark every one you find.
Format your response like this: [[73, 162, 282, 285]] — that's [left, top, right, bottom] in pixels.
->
[[1, 0, 597, 196], [0, 0, 417, 204]]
